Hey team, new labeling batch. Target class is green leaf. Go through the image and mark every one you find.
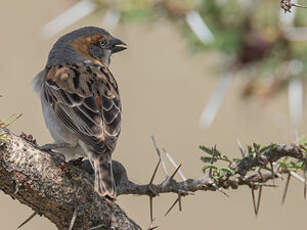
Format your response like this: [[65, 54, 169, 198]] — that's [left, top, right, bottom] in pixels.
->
[[200, 145, 212, 154], [201, 156, 217, 163], [212, 145, 222, 158], [247, 145, 253, 156], [199, 145, 215, 155], [298, 136, 307, 145], [202, 165, 218, 173], [219, 168, 235, 176], [253, 143, 261, 153], [289, 160, 304, 170]]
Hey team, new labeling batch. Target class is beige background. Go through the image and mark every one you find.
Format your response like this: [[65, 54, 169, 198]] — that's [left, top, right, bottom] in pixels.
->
[[1, 1, 307, 229]]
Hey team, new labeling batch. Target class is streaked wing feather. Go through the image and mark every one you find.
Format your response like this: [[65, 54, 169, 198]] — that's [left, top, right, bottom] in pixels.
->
[[43, 62, 121, 152]]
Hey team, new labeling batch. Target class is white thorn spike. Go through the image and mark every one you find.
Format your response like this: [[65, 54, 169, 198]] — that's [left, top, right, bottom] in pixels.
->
[[42, 0, 97, 38], [290, 171, 305, 183], [236, 138, 246, 157], [200, 71, 233, 128], [288, 63, 303, 135], [185, 11, 214, 44], [151, 136, 169, 177], [102, 9, 121, 31]]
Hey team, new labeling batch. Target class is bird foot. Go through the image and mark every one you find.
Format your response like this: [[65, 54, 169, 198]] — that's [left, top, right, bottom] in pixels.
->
[[37, 143, 66, 162]]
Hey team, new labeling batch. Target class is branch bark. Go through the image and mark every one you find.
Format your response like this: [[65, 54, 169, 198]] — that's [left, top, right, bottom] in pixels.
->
[[117, 144, 305, 197], [0, 128, 141, 230], [0, 126, 306, 230]]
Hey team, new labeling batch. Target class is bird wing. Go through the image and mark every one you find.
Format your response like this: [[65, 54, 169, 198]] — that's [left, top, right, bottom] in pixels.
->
[[42, 62, 121, 152]]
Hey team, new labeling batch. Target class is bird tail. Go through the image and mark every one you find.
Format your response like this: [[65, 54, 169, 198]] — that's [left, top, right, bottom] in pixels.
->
[[92, 155, 116, 200]]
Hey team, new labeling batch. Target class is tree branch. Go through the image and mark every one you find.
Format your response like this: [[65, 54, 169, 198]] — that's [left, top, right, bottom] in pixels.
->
[[1, 126, 306, 229], [0, 128, 141, 230], [116, 144, 305, 197], [280, 0, 307, 13]]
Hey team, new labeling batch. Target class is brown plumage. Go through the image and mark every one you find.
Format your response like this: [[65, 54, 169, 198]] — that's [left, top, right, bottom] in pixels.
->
[[33, 27, 126, 199]]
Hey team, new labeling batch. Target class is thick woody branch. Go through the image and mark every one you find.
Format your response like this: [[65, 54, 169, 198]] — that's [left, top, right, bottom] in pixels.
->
[[0, 126, 305, 229], [0, 128, 141, 230]]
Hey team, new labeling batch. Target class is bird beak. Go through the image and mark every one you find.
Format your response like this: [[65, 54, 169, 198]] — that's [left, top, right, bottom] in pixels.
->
[[111, 37, 127, 54]]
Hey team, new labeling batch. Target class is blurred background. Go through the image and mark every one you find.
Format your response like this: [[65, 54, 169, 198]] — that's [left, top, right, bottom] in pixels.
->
[[1, 0, 307, 229]]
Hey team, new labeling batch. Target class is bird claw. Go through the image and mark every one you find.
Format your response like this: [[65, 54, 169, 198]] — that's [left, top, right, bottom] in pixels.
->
[[37, 144, 66, 162]]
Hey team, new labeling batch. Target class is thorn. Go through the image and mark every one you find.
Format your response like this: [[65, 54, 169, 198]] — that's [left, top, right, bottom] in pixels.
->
[[178, 189, 194, 196], [272, 162, 283, 179], [148, 226, 159, 230], [304, 160, 307, 199], [147, 221, 159, 230], [256, 185, 262, 215], [178, 194, 182, 211], [289, 171, 305, 183], [41, 0, 97, 38], [151, 136, 169, 177], [163, 164, 182, 187], [282, 173, 291, 205], [14, 183, 19, 194], [185, 11, 214, 44], [164, 149, 186, 181], [200, 71, 233, 128], [17, 212, 37, 229], [252, 183, 277, 188], [236, 138, 246, 158], [251, 187, 257, 216], [269, 162, 275, 185], [102, 8, 121, 31], [149, 159, 161, 184], [68, 208, 78, 230], [164, 197, 179, 216], [149, 196, 154, 223], [148, 227, 159, 230], [211, 183, 229, 197], [88, 224, 107, 230], [147, 218, 158, 230], [168, 164, 182, 181]]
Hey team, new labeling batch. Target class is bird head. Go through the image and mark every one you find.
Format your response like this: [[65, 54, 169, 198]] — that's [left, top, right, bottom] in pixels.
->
[[47, 26, 127, 67]]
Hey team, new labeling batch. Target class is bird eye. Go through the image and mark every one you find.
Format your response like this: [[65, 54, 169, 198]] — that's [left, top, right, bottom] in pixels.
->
[[99, 39, 107, 48]]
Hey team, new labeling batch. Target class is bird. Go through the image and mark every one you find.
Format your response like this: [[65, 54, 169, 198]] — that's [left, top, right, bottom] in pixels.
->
[[33, 26, 127, 199]]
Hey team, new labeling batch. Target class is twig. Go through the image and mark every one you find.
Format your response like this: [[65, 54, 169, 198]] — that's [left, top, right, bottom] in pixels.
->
[[281, 0, 307, 13], [118, 144, 305, 199]]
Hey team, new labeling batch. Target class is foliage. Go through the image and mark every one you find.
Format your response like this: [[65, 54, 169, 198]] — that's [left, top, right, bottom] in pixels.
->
[[200, 141, 306, 179], [0, 112, 22, 143], [90, 0, 307, 98]]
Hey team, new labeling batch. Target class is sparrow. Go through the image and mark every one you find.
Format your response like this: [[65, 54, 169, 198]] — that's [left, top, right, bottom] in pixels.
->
[[33, 26, 127, 199]]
